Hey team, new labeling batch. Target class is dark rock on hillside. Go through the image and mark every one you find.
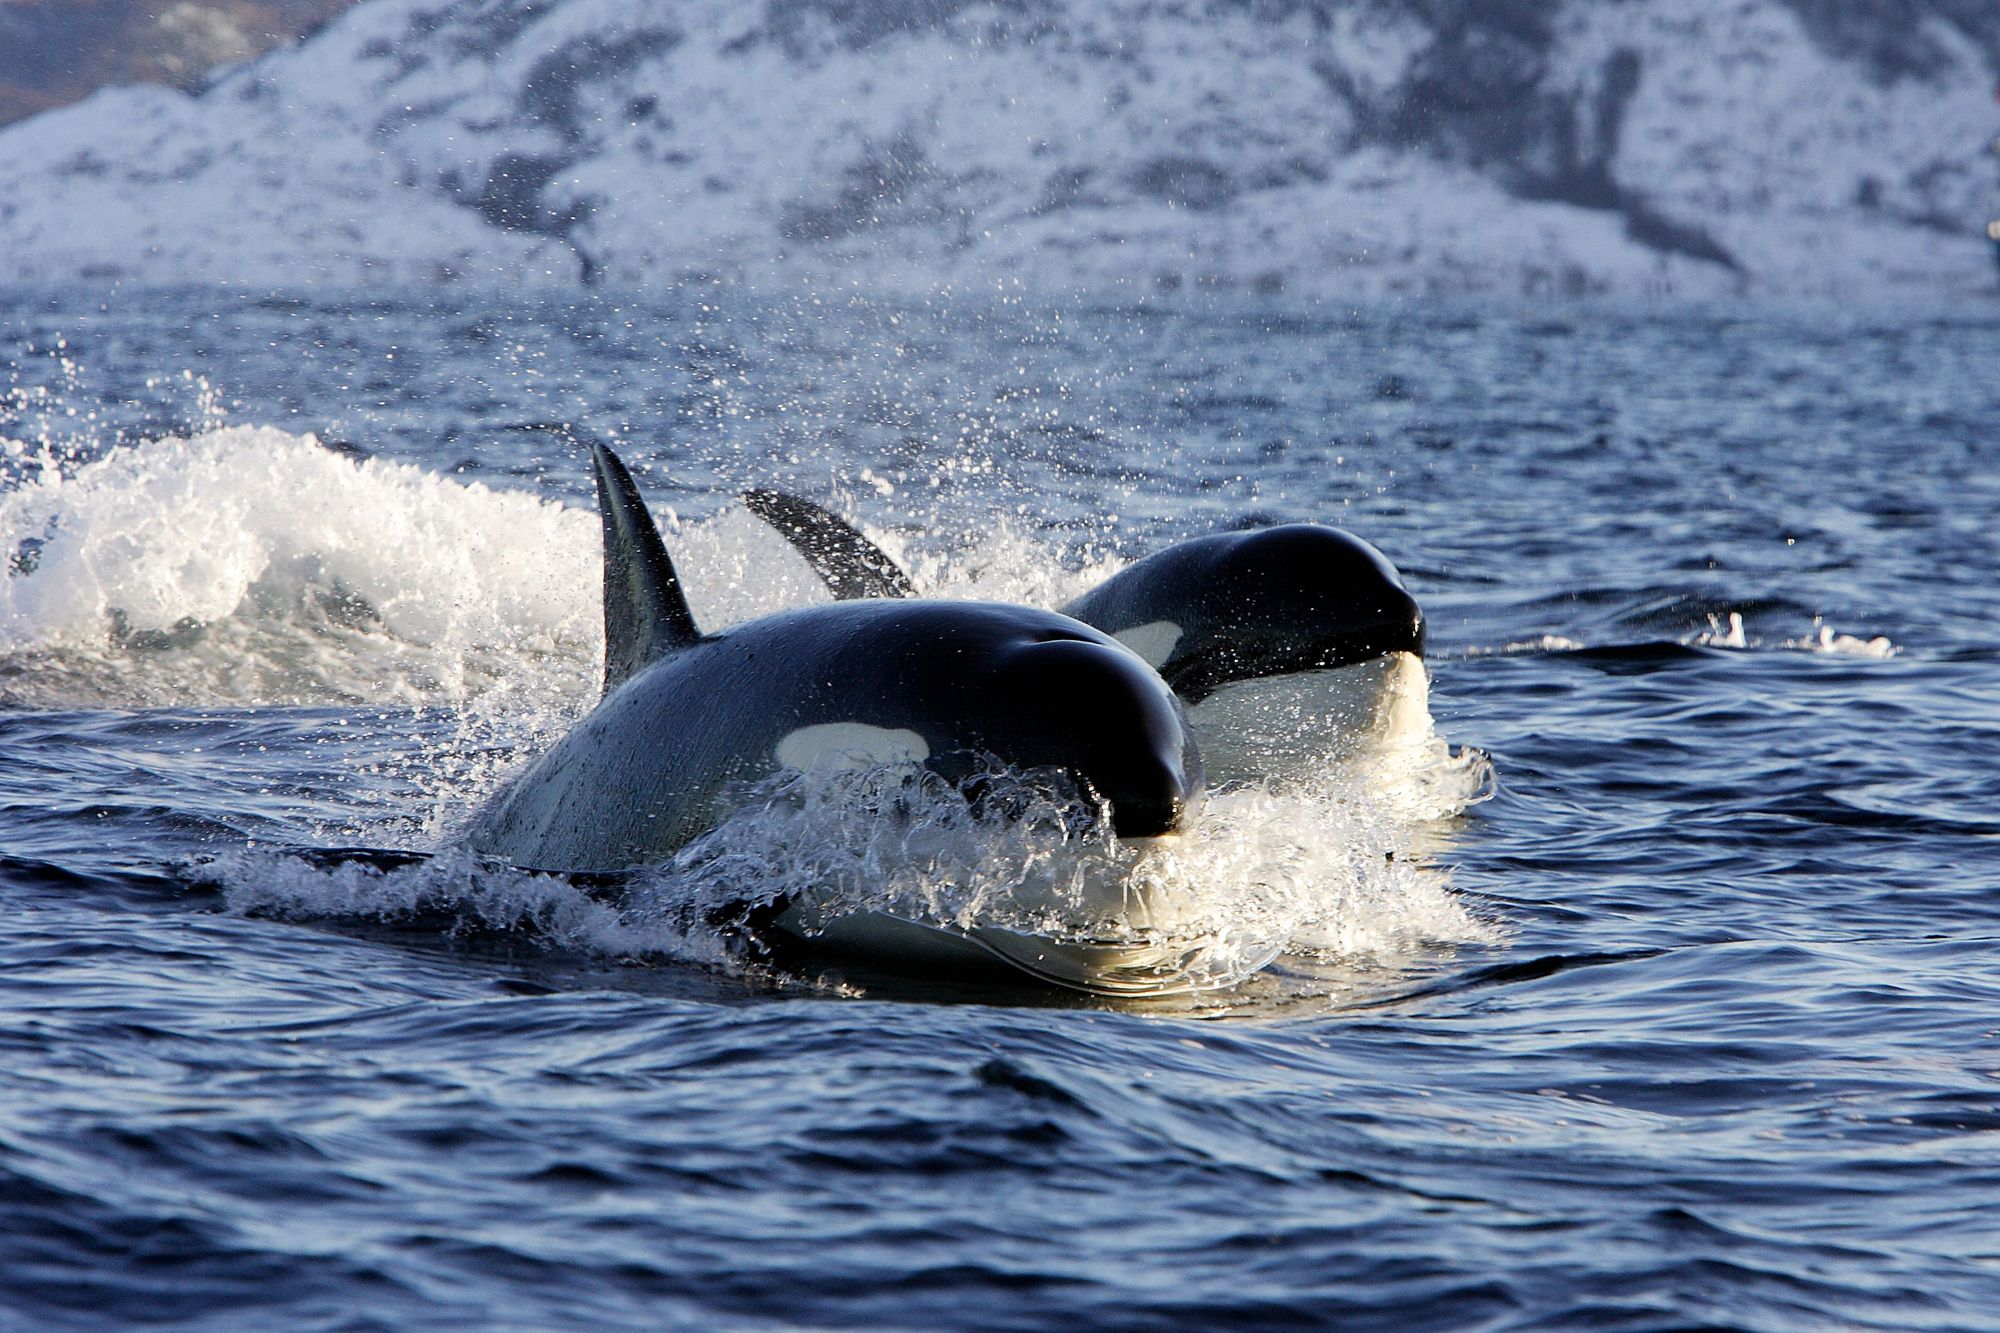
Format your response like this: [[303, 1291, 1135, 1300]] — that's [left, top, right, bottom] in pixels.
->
[[0, 0, 364, 128]]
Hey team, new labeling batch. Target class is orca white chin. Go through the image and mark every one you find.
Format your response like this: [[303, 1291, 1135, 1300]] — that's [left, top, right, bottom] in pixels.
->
[[768, 834, 1269, 997], [770, 903, 1277, 997], [1186, 651, 1432, 782], [960, 923, 1278, 996]]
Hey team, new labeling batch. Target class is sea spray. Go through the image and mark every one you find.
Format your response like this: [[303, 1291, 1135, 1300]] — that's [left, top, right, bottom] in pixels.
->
[[210, 743, 1496, 992], [14, 429, 1497, 990], [0, 428, 597, 706]]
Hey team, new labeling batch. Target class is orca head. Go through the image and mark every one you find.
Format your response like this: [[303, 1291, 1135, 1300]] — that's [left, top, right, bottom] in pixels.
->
[[930, 619, 1204, 840], [1155, 524, 1425, 704]]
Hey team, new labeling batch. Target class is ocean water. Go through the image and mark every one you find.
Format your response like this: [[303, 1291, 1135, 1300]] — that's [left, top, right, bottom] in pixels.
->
[[2, 286, 1997, 1329]]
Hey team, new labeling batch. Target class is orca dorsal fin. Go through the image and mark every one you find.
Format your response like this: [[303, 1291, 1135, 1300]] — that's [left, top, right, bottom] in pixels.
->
[[591, 444, 700, 693], [741, 488, 916, 600]]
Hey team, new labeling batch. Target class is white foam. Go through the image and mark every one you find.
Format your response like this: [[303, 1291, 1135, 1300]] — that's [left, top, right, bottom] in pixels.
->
[[207, 846, 738, 970], [206, 745, 1497, 994], [1695, 611, 1748, 649], [1464, 635, 1587, 657], [901, 517, 1127, 610], [642, 757, 1499, 986], [1684, 612, 1899, 658], [191, 740, 1497, 993], [0, 428, 599, 704], [1790, 622, 1898, 659], [4, 432, 1500, 992], [0, 428, 856, 713]]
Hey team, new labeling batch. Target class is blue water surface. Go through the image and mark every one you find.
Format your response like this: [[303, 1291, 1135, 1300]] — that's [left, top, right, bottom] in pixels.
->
[[2, 287, 1998, 1330]]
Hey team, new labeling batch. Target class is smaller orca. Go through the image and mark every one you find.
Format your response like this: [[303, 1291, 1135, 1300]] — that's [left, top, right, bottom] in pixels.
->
[[742, 490, 1431, 773], [467, 447, 1219, 993]]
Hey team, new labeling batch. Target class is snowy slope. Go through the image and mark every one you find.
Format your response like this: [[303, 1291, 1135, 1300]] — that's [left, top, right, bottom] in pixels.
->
[[0, 0, 1992, 300]]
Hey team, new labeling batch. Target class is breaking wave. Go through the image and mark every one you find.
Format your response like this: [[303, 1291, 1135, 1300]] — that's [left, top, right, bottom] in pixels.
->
[[204, 752, 1498, 998], [13, 427, 1495, 996], [1, 427, 598, 708]]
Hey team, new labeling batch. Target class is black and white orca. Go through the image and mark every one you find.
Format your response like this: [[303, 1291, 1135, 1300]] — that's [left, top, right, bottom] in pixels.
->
[[467, 447, 1210, 992], [742, 490, 1431, 775]]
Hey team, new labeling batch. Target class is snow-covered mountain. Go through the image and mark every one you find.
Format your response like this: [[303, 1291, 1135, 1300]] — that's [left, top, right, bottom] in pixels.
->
[[0, 0, 363, 128], [0, 0, 1994, 300]]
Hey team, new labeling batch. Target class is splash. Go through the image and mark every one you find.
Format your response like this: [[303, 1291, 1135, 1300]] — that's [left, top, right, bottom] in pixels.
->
[[1696, 612, 1898, 658], [1787, 621, 1897, 659], [0, 427, 1039, 710], [206, 846, 739, 971], [207, 741, 1497, 997], [1463, 616, 1901, 660], [0, 427, 600, 708], [1463, 635, 1587, 656], [902, 520, 1127, 610], [8, 431, 1498, 993], [1695, 611, 1749, 648]]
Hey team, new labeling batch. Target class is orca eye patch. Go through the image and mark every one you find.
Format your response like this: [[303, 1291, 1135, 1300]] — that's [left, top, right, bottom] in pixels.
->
[[776, 723, 931, 772], [1112, 620, 1183, 668]]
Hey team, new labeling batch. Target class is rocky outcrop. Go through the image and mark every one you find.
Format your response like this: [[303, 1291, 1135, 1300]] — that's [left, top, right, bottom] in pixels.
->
[[0, 0, 364, 127]]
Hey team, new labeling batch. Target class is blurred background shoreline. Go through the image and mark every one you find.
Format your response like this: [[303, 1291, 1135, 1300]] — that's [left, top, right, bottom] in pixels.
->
[[0, 0, 362, 128], [1, 0, 1995, 302]]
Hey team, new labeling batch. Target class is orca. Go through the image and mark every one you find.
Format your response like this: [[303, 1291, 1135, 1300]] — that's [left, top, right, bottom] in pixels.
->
[[467, 447, 1215, 993], [741, 490, 1430, 773]]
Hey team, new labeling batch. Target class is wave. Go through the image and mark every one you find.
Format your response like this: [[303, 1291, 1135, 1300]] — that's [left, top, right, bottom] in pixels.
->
[[200, 750, 1500, 997], [0, 426, 876, 710], [0, 427, 598, 706], [11, 427, 1498, 995], [0, 426, 1148, 711], [1456, 613, 1900, 661]]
